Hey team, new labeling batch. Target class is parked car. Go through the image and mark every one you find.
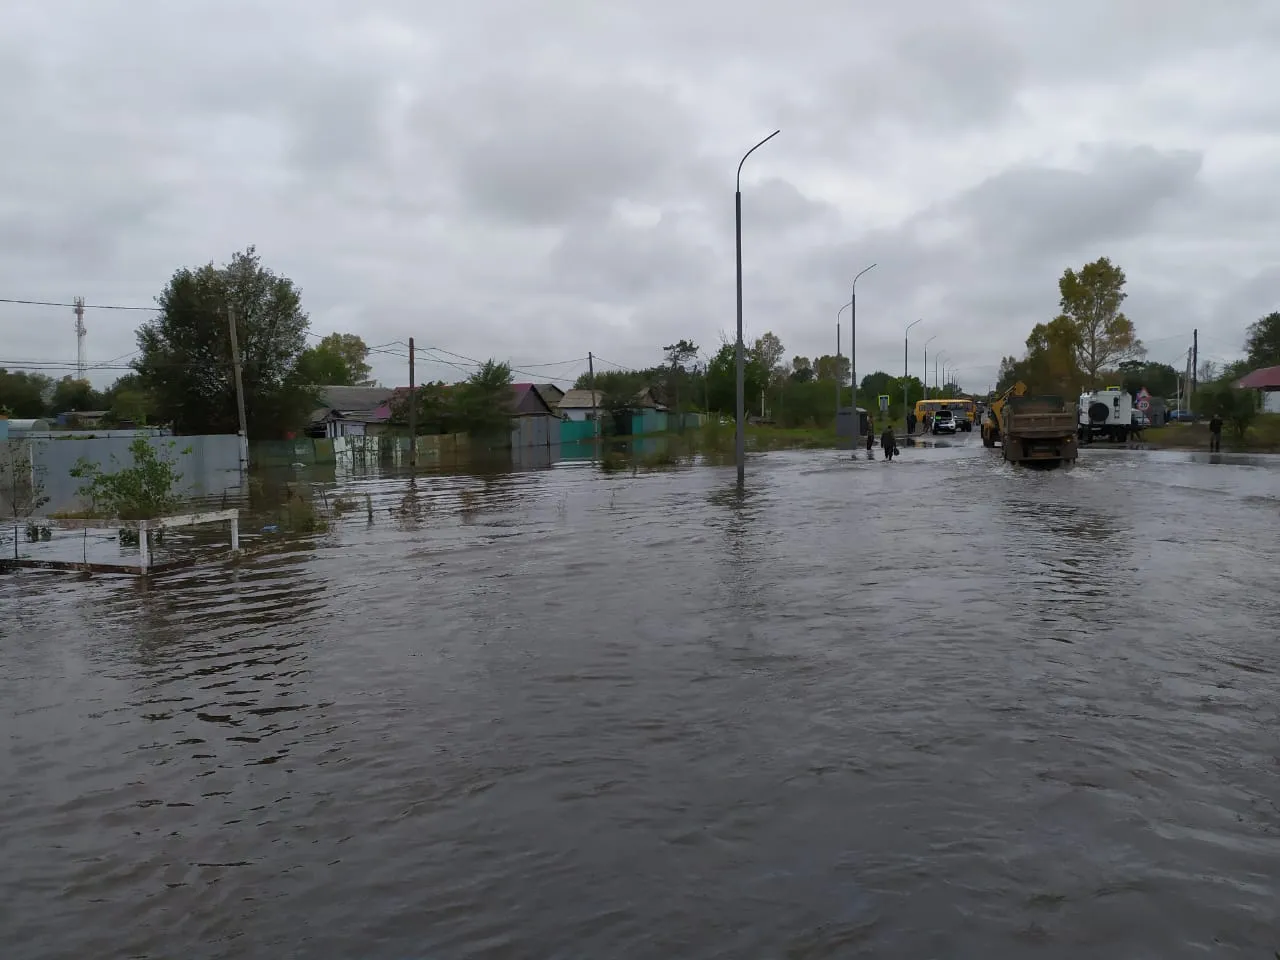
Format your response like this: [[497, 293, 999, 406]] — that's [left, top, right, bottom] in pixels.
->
[[932, 410, 957, 435], [1168, 409, 1196, 422]]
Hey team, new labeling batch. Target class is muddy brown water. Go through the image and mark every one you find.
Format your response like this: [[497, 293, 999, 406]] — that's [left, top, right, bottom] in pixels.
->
[[2, 437, 1278, 958]]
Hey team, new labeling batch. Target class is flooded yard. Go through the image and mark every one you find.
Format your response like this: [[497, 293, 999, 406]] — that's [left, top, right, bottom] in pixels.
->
[[2, 437, 1278, 958]]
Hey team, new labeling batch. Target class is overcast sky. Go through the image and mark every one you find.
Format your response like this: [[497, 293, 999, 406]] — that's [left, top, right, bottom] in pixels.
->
[[2, 0, 1277, 392]]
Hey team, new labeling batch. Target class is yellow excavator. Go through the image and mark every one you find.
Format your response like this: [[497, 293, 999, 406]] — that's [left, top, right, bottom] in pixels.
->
[[982, 381, 1078, 465]]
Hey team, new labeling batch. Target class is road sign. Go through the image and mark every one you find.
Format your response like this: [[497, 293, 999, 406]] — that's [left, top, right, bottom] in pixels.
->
[[1137, 397, 1150, 411], [878, 394, 890, 412]]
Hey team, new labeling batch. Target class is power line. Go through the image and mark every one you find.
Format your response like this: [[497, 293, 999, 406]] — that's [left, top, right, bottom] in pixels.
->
[[507, 356, 589, 368], [0, 297, 157, 311]]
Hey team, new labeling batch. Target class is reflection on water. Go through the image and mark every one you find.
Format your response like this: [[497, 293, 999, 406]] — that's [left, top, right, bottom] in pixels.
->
[[2, 441, 1279, 958]]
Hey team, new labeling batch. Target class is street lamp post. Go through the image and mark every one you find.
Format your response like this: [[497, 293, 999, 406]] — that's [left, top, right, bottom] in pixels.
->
[[923, 335, 936, 400], [836, 300, 852, 423], [904, 318, 922, 433], [849, 263, 877, 450], [935, 351, 948, 397], [735, 129, 781, 489]]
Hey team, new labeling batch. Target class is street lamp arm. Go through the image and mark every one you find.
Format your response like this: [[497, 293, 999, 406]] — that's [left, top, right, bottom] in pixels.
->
[[737, 130, 781, 192], [853, 262, 878, 289]]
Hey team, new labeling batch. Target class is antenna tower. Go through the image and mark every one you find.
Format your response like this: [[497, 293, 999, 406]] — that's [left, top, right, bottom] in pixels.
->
[[74, 296, 86, 379]]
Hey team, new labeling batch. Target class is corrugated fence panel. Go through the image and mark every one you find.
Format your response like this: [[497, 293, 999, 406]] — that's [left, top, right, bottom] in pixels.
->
[[30, 434, 244, 514]]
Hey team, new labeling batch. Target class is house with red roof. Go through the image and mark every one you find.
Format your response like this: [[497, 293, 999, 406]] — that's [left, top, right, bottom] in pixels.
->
[[1236, 364, 1280, 413]]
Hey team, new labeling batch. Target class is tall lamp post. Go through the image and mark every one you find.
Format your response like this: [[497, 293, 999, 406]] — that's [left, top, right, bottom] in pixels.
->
[[904, 318, 922, 433], [923, 335, 937, 400], [935, 351, 948, 397], [849, 262, 877, 449], [735, 129, 781, 488], [836, 300, 852, 423]]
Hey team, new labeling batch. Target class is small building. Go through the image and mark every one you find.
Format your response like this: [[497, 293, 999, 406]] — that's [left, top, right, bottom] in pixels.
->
[[1237, 364, 1280, 413], [557, 389, 605, 423], [307, 386, 395, 439], [55, 410, 110, 429], [533, 383, 565, 414], [557, 386, 671, 435], [835, 406, 870, 440], [628, 387, 668, 434], [510, 383, 561, 449]]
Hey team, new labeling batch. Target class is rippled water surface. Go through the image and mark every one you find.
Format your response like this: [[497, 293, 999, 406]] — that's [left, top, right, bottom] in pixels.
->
[[3, 438, 1279, 959]]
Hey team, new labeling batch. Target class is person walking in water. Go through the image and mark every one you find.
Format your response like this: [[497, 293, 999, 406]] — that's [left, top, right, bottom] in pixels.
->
[[1209, 413, 1223, 453], [881, 424, 897, 461], [865, 416, 875, 453]]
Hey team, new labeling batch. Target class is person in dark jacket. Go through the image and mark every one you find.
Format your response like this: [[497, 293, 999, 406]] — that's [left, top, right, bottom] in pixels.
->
[[1209, 414, 1223, 452], [881, 425, 897, 460], [866, 417, 875, 453], [906, 411, 917, 435]]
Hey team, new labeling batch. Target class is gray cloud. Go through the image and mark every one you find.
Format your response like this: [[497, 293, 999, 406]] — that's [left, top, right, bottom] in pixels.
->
[[430, 75, 711, 226], [1, 0, 1277, 394]]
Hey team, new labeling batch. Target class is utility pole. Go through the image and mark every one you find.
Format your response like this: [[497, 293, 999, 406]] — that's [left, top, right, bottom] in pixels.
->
[[835, 319, 841, 424], [407, 337, 416, 468], [904, 318, 922, 432], [672, 355, 680, 433], [226, 305, 249, 473], [588, 352, 599, 447], [73, 296, 86, 380], [1192, 328, 1198, 396], [849, 264, 877, 451], [735, 129, 781, 489], [923, 335, 936, 401]]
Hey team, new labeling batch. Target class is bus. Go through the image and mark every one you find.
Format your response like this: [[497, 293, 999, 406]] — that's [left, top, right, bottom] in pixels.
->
[[915, 398, 975, 432]]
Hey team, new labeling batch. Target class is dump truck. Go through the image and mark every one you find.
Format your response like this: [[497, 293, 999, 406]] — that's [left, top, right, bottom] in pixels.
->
[[982, 381, 1078, 465]]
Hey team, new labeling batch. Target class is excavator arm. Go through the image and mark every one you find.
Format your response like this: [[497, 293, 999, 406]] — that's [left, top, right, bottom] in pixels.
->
[[982, 381, 1026, 447]]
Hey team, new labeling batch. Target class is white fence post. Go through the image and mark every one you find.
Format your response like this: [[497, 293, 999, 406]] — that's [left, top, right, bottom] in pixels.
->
[[230, 515, 240, 552]]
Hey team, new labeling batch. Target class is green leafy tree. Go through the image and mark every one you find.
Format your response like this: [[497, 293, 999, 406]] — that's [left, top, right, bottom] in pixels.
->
[[390, 360, 513, 438], [455, 360, 514, 437], [1195, 380, 1258, 440], [790, 357, 814, 383], [69, 437, 187, 521], [765, 378, 835, 427], [1024, 315, 1084, 397], [389, 381, 453, 434], [752, 331, 786, 379], [0, 369, 53, 418], [1057, 257, 1144, 386], [859, 371, 898, 407], [705, 341, 767, 415], [1244, 311, 1280, 368], [813, 354, 851, 383], [1117, 360, 1180, 399], [1000, 317, 1082, 397], [134, 246, 317, 439], [663, 339, 699, 425], [102, 374, 154, 426], [297, 332, 374, 386], [50, 377, 105, 415]]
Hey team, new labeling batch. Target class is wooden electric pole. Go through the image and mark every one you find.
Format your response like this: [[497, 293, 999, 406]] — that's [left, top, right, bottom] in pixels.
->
[[588, 352, 598, 455], [226, 305, 249, 472], [1191, 328, 1198, 396], [408, 337, 417, 468]]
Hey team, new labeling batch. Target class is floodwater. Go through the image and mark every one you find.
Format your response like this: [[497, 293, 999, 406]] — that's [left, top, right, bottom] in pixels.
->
[[2, 436, 1278, 959]]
